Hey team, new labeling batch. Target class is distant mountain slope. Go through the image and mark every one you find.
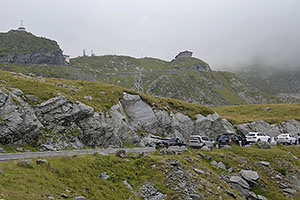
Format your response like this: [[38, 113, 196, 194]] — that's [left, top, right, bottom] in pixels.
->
[[69, 55, 279, 106], [70, 55, 212, 72], [236, 65, 300, 103], [0, 30, 64, 65], [0, 54, 280, 106]]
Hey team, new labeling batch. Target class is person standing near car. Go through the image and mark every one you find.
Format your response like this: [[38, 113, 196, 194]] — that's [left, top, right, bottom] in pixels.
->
[[238, 135, 242, 146]]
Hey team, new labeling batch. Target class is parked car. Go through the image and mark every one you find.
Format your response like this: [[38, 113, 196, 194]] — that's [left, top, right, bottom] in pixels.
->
[[246, 132, 270, 144], [188, 135, 215, 148], [217, 134, 239, 147], [155, 138, 185, 149], [277, 134, 297, 145]]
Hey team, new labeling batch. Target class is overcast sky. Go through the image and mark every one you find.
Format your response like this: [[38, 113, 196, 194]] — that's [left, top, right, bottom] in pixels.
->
[[1, 0, 300, 69]]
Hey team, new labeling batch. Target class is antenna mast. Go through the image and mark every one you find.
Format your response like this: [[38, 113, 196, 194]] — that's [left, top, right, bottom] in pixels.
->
[[133, 67, 144, 93]]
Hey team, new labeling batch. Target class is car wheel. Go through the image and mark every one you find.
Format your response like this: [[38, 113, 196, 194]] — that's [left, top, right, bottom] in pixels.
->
[[257, 139, 261, 143], [267, 138, 271, 143], [290, 140, 293, 145]]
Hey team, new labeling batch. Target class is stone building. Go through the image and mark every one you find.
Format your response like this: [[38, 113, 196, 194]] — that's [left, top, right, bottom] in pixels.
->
[[175, 50, 193, 59]]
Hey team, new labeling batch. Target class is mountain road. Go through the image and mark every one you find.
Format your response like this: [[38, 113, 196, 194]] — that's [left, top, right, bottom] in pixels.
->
[[0, 147, 156, 161]]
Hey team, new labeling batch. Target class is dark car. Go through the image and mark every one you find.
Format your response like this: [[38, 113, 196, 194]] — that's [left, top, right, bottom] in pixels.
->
[[217, 134, 239, 147], [155, 138, 185, 149]]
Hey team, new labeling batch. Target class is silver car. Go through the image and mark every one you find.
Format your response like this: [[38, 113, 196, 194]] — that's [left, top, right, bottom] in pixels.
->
[[188, 135, 215, 148]]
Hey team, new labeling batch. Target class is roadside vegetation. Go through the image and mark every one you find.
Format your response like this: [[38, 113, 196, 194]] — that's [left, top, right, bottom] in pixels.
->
[[214, 103, 300, 124], [0, 145, 299, 199]]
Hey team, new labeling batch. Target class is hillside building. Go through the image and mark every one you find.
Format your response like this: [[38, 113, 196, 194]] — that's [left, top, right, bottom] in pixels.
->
[[64, 55, 70, 63], [17, 20, 26, 32], [175, 50, 193, 59]]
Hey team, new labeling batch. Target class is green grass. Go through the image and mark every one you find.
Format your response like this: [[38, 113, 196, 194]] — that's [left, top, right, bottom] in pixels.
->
[[0, 69, 213, 117], [0, 146, 299, 199], [0, 30, 60, 55], [0, 154, 163, 200], [214, 103, 300, 124], [191, 145, 300, 200]]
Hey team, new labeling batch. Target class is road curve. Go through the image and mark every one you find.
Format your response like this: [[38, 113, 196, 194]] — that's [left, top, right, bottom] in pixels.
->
[[0, 147, 156, 162]]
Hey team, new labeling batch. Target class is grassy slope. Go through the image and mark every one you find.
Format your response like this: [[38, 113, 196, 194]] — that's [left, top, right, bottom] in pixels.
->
[[214, 103, 300, 124], [0, 146, 299, 199], [0, 54, 281, 106], [0, 69, 213, 117], [0, 30, 60, 55]]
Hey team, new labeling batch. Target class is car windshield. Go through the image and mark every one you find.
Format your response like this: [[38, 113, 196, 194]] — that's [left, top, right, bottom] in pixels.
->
[[202, 136, 209, 141], [279, 134, 288, 137], [219, 135, 228, 140], [189, 137, 200, 140], [247, 133, 256, 136]]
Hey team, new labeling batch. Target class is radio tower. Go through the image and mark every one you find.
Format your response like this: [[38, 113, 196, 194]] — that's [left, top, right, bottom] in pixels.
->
[[133, 67, 144, 93]]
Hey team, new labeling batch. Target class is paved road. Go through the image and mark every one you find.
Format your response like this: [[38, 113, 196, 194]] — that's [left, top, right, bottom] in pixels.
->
[[0, 147, 156, 161]]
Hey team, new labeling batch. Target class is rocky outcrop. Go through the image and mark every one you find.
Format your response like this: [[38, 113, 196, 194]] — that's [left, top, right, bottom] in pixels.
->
[[1, 85, 299, 150], [0, 50, 65, 65], [0, 88, 43, 145], [237, 119, 300, 137], [0, 88, 238, 149], [0, 30, 65, 65]]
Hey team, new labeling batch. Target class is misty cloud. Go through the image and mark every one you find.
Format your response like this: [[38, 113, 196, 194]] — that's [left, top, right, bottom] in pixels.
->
[[1, 0, 299, 69]]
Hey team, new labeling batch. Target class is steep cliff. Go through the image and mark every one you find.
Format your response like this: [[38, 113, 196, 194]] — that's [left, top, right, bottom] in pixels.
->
[[0, 30, 65, 65]]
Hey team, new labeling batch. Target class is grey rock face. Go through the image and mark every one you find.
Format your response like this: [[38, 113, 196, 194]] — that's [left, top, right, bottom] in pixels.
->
[[36, 159, 48, 164], [161, 146, 187, 155], [123, 180, 135, 193], [194, 113, 235, 139], [216, 162, 226, 170], [283, 188, 297, 195], [229, 176, 250, 189], [0, 50, 65, 65], [120, 92, 159, 132], [256, 161, 270, 166], [0, 88, 43, 145], [25, 94, 39, 102], [200, 146, 211, 152], [257, 195, 268, 200], [73, 196, 88, 200], [256, 142, 271, 149], [240, 170, 259, 183], [237, 119, 300, 137], [194, 168, 205, 175], [140, 182, 166, 200], [36, 95, 94, 126], [0, 87, 246, 149], [98, 172, 109, 180], [222, 145, 232, 150]]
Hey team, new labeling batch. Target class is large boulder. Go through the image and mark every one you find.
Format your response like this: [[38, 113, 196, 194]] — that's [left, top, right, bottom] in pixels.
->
[[0, 88, 43, 145], [194, 113, 236, 139], [240, 170, 259, 183], [120, 92, 159, 132], [230, 176, 250, 189], [35, 95, 94, 127], [140, 182, 166, 200]]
